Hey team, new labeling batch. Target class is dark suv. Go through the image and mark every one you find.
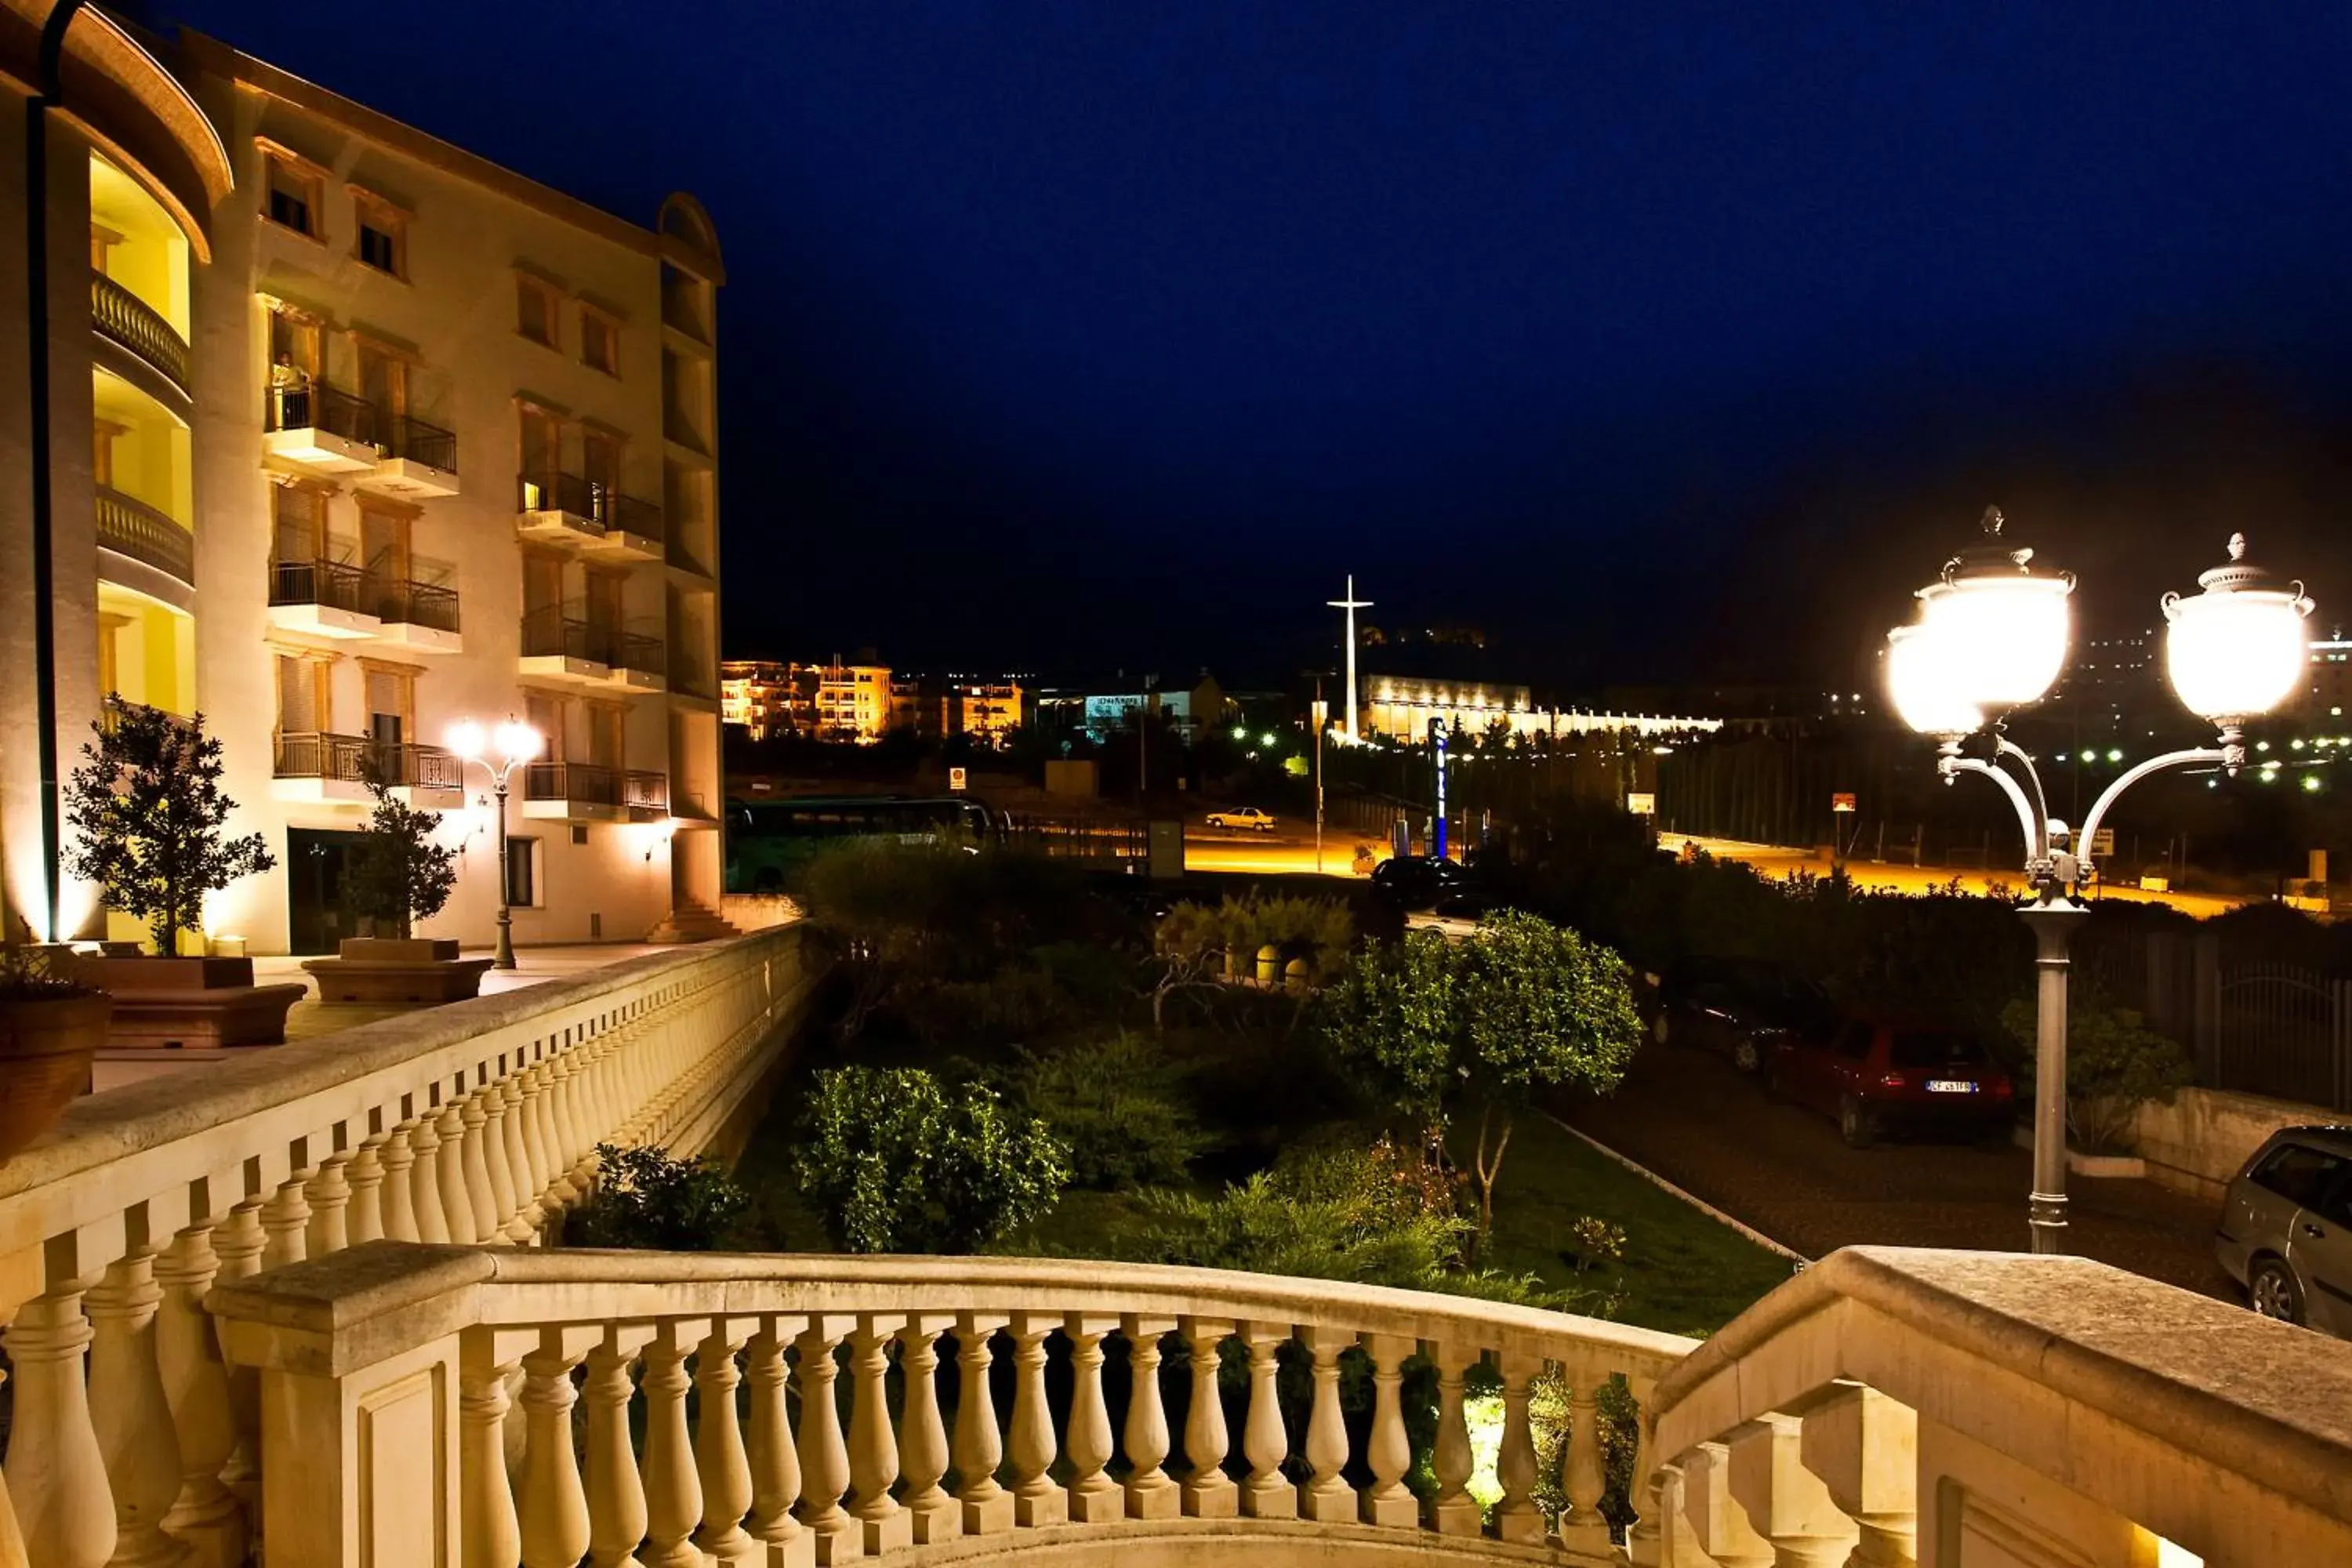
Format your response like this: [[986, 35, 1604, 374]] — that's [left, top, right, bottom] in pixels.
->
[[2216, 1126, 2352, 1338]]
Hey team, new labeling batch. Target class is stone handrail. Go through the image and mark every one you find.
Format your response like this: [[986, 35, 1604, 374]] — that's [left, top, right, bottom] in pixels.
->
[[90, 268, 191, 392], [0, 924, 818, 1568], [209, 1241, 1699, 1567], [1645, 1245, 2352, 1566]]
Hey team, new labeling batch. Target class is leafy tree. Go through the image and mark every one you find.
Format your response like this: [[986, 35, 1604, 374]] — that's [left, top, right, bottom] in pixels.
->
[[569, 1143, 752, 1249], [64, 704, 274, 953], [344, 764, 458, 938], [2001, 990, 2195, 1155], [1002, 1031, 1207, 1187], [796, 1066, 1070, 1252], [1323, 927, 1461, 1131]]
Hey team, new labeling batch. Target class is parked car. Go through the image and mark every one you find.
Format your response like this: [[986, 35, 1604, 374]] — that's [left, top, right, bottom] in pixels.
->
[[1653, 956, 1835, 1072], [1764, 1014, 2016, 1148], [2215, 1125, 2352, 1338], [1406, 888, 1495, 942], [1369, 854, 1468, 911], [1205, 806, 1277, 832]]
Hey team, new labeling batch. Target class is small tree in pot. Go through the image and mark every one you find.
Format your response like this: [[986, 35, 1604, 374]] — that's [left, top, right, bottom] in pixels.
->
[[64, 703, 274, 956], [345, 764, 458, 941]]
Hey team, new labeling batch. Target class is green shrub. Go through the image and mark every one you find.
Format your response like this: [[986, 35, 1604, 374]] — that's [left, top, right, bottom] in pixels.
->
[[796, 1066, 1071, 1252], [568, 1144, 751, 1250], [1003, 1031, 1208, 1187], [2002, 991, 2194, 1154]]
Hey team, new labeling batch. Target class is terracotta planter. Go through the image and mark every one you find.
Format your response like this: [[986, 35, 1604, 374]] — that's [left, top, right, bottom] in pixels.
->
[[0, 993, 111, 1164], [337, 938, 460, 963]]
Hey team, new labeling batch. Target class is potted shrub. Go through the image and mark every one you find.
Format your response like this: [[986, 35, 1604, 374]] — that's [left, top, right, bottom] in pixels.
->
[[0, 923, 111, 1163], [302, 767, 490, 1004]]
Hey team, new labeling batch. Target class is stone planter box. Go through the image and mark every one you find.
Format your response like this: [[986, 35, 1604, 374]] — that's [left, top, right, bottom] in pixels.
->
[[0, 992, 111, 1161], [300, 938, 493, 1006], [72, 954, 303, 1051], [2067, 1150, 2147, 1179]]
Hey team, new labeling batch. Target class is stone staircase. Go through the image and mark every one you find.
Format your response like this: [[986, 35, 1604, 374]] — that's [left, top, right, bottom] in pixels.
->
[[644, 899, 742, 943]]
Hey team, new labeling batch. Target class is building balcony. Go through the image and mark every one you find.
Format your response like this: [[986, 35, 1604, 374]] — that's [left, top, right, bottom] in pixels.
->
[[521, 760, 624, 821], [607, 628, 667, 693], [265, 561, 462, 652], [582, 492, 664, 562], [263, 385, 380, 474], [356, 414, 460, 501], [89, 268, 190, 394], [517, 608, 612, 687], [93, 485, 194, 590], [270, 733, 462, 805], [516, 474, 663, 558]]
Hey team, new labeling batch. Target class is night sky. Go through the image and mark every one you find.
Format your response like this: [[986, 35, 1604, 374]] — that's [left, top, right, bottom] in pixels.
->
[[163, 2, 2352, 690]]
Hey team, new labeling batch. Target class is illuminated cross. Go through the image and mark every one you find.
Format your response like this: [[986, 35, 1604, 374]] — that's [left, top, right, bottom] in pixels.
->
[[1327, 574, 1372, 741]]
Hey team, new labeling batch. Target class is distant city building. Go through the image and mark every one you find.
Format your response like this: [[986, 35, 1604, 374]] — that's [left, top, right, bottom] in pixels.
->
[[721, 659, 893, 742], [1036, 672, 1229, 744], [939, 677, 1028, 744], [1361, 674, 1721, 742], [2048, 630, 2161, 734], [720, 660, 803, 739], [2299, 632, 2351, 722]]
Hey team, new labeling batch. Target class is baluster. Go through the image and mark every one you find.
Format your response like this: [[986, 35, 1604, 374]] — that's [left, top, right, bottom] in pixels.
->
[[583, 1335, 649, 1568], [1684, 1438, 1773, 1568], [543, 1051, 583, 1208], [1627, 1377, 1664, 1567], [406, 1107, 452, 1243], [792, 1318, 856, 1562], [848, 1315, 911, 1553], [691, 1327, 755, 1563], [5, 1286, 117, 1568], [1237, 1322, 1294, 1519], [1121, 1316, 1179, 1520], [639, 1323, 703, 1568], [210, 1203, 265, 1514], [1177, 1317, 1236, 1518], [377, 1122, 422, 1243], [86, 1250, 184, 1568], [1298, 1327, 1355, 1523], [154, 1226, 243, 1567], [896, 1316, 960, 1544], [497, 1075, 539, 1242], [1426, 1342, 1481, 1536], [517, 1337, 590, 1568], [1561, 1363, 1613, 1553], [1063, 1315, 1122, 1523], [1797, 1384, 1916, 1568], [346, 1137, 388, 1244], [434, 1098, 476, 1244], [1494, 1352, 1548, 1544], [459, 1350, 522, 1568], [1730, 1413, 1860, 1568], [468, 1085, 516, 1243], [1006, 1312, 1065, 1527], [259, 1174, 310, 1271], [1360, 1334, 1417, 1527], [514, 1065, 554, 1227], [304, 1152, 352, 1258], [745, 1319, 812, 1565], [952, 1312, 1014, 1536]]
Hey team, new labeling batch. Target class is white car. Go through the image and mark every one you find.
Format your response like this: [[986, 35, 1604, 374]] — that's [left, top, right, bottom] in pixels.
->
[[1205, 806, 1277, 832]]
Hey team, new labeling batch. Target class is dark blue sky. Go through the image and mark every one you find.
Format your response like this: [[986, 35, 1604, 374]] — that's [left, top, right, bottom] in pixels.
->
[[168, 2, 2352, 688]]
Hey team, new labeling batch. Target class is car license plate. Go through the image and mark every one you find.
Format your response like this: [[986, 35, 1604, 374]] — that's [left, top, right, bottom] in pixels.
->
[[1926, 1080, 1977, 1094]]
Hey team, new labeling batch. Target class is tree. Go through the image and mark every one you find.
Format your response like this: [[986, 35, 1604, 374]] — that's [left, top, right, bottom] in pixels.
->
[[794, 1065, 1071, 1253], [1324, 912, 1641, 1243], [2001, 990, 2195, 1155], [64, 704, 275, 953], [344, 764, 458, 938], [568, 1143, 750, 1249]]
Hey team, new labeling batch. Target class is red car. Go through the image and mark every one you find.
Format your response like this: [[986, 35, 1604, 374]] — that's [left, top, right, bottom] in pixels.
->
[[1764, 1014, 2016, 1148]]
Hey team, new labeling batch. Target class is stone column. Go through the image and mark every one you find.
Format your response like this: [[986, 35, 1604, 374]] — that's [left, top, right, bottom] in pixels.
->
[[690, 1328, 754, 1564], [5, 1287, 118, 1568], [258, 1177, 310, 1271], [791, 1319, 855, 1563], [376, 1124, 422, 1243], [637, 1326, 702, 1568], [1006, 1313, 1065, 1528], [952, 1313, 1014, 1537], [517, 1341, 590, 1568], [1298, 1327, 1355, 1523], [459, 1355, 521, 1568], [582, 1338, 648, 1568], [1426, 1344, 1482, 1537], [847, 1315, 910, 1554], [1177, 1317, 1236, 1519], [1062, 1315, 1122, 1524], [1120, 1317, 1179, 1521], [1728, 1413, 1860, 1568], [209, 1203, 265, 1515], [1798, 1383, 1918, 1568], [497, 1075, 542, 1242], [153, 1228, 242, 1568], [459, 1088, 507, 1244], [1626, 1378, 1664, 1568], [1494, 1353, 1548, 1544], [344, 1139, 389, 1245], [1560, 1366, 1613, 1555], [1237, 1323, 1294, 1519], [1360, 1334, 1417, 1528], [406, 1109, 453, 1244], [433, 1100, 475, 1245], [895, 1317, 959, 1545], [86, 1252, 186, 1568], [303, 1154, 352, 1258], [743, 1322, 811, 1565]]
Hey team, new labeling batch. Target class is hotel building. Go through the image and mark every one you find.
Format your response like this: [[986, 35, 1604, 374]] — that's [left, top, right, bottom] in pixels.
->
[[2, 9, 728, 953]]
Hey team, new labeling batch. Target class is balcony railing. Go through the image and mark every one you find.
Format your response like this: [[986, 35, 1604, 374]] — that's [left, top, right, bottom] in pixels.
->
[[388, 413, 458, 472], [624, 769, 670, 812], [614, 629, 664, 674], [517, 471, 662, 539], [274, 732, 461, 789], [271, 560, 461, 631], [608, 492, 664, 543], [521, 607, 612, 665], [264, 383, 379, 444], [525, 760, 620, 807], [376, 579, 461, 632], [93, 485, 194, 585], [89, 268, 190, 391]]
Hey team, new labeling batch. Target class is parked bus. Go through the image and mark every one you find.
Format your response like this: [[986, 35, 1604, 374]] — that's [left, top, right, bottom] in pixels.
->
[[724, 794, 1003, 893]]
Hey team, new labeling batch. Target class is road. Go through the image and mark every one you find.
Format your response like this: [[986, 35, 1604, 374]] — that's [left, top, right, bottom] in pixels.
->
[[1672, 834, 2245, 916], [1552, 1037, 2234, 1297]]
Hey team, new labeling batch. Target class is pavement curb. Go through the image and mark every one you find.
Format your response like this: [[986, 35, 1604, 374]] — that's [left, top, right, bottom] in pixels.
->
[[1541, 1111, 1812, 1266]]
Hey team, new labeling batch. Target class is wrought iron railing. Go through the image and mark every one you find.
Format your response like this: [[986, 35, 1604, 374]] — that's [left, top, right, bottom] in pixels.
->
[[520, 607, 612, 665], [269, 558, 368, 614], [524, 761, 621, 807], [264, 383, 380, 447], [273, 733, 459, 789], [378, 579, 461, 633], [517, 471, 605, 526], [624, 771, 670, 813], [93, 485, 194, 585], [608, 492, 663, 543], [389, 414, 458, 473], [613, 630, 664, 675], [89, 269, 190, 390]]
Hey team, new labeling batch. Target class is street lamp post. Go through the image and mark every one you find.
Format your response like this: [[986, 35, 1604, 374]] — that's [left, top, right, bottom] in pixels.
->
[[1886, 513, 2314, 1254], [448, 717, 544, 971]]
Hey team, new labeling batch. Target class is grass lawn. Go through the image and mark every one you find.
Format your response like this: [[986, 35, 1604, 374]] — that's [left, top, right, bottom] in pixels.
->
[[1472, 1112, 1798, 1338]]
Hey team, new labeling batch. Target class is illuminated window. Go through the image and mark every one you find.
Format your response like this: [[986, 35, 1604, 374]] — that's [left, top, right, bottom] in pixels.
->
[[516, 274, 559, 347]]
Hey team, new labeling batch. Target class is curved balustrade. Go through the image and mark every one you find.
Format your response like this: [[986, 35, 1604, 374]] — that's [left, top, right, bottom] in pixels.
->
[[210, 1244, 1697, 1567], [0, 925, 818, 1568], [90, 269, 191, 392], [94, 485, 194, 586]]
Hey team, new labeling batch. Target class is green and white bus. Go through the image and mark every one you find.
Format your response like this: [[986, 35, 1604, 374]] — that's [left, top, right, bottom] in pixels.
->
[[724, 794, 1003, 893]]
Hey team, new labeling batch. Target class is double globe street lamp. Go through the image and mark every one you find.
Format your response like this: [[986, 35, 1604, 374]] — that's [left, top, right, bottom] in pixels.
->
[[1885, 508, 2314, 1254], [447, 717, 544, 971]]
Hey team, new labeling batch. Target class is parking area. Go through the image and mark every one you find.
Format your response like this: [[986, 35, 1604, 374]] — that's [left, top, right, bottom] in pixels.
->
[[1553, 1038, 2239, 1299]]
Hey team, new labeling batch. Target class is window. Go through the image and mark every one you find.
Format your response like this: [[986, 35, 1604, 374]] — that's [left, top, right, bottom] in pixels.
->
[[260, 144, 325, 241], [580, 308, 618, 375], [2251, 1143, 2346, 1208], [506, 836, 540, 907], [354, 202, 406, 278], [516, 274, 558, 347]]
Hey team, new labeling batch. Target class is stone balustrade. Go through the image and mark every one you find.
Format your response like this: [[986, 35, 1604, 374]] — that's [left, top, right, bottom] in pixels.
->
[[1646, 1246, 2352, 1567], [206, 1244, 1699, 1567], [0, 925, 818, 1568]]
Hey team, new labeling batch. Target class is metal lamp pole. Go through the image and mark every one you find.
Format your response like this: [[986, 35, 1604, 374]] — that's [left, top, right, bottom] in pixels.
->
[[450, 718, 542, 972], [488, 766, 516, 968]]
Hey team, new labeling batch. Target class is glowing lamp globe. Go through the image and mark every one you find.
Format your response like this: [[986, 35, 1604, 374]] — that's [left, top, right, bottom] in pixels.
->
[[445, 720, 487, 761], [1885, 621, 1981, 738], [2161, 534, 2314, 726], [492, 719, 543, 765], [1911, 509, 2073, 711]]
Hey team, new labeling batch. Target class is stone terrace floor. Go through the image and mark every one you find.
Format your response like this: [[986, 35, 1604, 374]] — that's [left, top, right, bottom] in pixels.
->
[[260, 944, 672, 1042]]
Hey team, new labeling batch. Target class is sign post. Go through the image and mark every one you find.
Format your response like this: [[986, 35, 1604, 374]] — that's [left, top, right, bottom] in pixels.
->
[[1831, 792, 1858, 867], [948, 766, 968, 793], [1626, 792, 1656, 817], [1311, 698, 1329, 875], [1430, 717, 1449, 860]]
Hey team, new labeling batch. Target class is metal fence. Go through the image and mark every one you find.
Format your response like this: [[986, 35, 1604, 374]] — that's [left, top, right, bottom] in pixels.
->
[[2082, 930, 2352, 1112], [1003, 814, 1146, 864]]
